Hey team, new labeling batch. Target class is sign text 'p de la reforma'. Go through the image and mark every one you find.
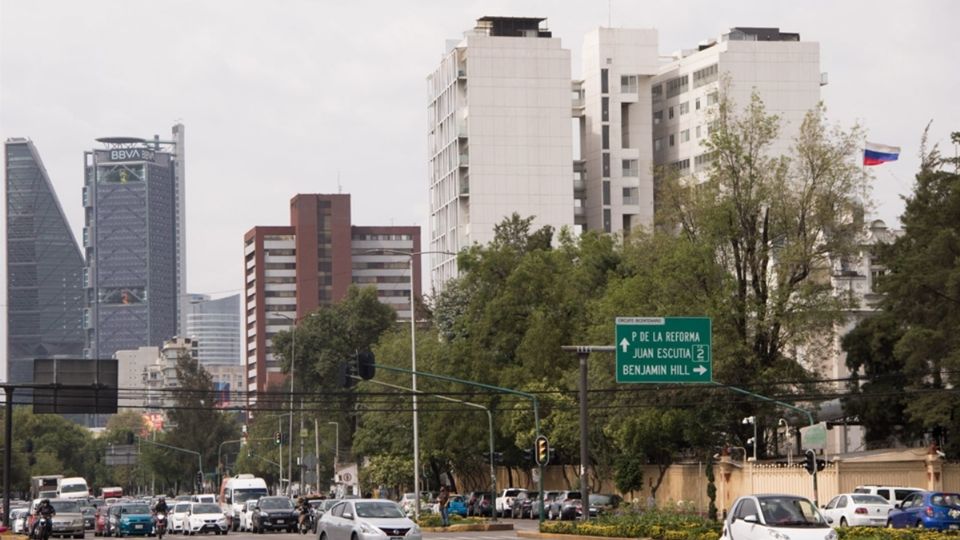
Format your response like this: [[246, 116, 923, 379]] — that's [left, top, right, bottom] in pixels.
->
[[615, 317, 712, 383]]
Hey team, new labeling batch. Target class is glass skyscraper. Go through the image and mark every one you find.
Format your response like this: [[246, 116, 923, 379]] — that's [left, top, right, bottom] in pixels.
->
[[83, 126, 185, 359], [186, 293, 242, 365], [5, 138, 85, 383]]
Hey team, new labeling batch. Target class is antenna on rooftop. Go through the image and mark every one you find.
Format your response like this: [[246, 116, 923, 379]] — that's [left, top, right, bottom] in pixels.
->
[[337, 171, 342, 193]]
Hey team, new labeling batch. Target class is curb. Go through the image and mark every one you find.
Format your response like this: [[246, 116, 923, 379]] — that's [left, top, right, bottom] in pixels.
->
[[422, 523, 515, 532], [518, 531, 641, 540]]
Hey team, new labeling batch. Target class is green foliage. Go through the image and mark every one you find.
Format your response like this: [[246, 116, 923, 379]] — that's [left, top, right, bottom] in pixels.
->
[[842, 130, 960, 454], [837, 527, 960, 540], [541, 507, 720, 539], [705, 454, 717, 522]]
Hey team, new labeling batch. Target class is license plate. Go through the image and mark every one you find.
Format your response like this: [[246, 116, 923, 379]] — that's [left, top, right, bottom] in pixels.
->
[[277, 520, 285, 524], [949, 524, 959, 531], [391, 537, 403, 540], [135, 525, 144, 529]]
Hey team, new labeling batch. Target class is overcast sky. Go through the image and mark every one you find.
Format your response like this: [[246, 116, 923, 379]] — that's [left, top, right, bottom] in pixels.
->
[[2, 1, 959, 373]]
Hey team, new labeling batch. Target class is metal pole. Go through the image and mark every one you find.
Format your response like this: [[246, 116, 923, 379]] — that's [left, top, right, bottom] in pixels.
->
[[409, 255, 420, 521], [314, 419, 320, 493], [486, 409, 497, 524], [578, 352, 590, 521], [3, 387, 12, 527], [279, 416, 284, 494], [327, 422, 339, 487], [299, 399, 304, 492], [289, 321, 295, 495]]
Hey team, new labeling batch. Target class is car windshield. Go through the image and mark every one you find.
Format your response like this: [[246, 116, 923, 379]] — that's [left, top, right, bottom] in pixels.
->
[[565, 492, 581, 500], [81, 507, 95, 516], [758, 497, 827, 527], [590, 495, 612, 505], [505, 490, 522, 497], [50, 501, 80, 513], [121, 505, 150, 515], [355, 502, 405, 519], [260, 498, 292, 510], [931, 494, 960, 507], [851, 495, 888, 505], [175, 504, 189, 512], [450, 496, 463, 503], [193, 504, 221, 514], [234, 489, 268, 503], [322, 500, 339, 511]]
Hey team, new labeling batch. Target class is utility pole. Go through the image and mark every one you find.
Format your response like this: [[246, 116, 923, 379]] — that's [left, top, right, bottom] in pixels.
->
[[299, 399, 304, 494]]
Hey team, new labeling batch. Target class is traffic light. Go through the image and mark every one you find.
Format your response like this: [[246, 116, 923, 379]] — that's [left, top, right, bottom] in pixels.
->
[[535, 436, 550, 466], [357, 351, 375, 380], [338, 362, 355, 388], [196, 471, 203, 486], [803, 450, 816, 475], [274, 431, 282, 445], [817, 458, 826, 472]]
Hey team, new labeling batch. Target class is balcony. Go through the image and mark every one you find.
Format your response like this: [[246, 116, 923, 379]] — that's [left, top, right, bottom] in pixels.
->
[[459, 177, 470, 196], [458, 151, 469, 167], [573, 179, 586, 193]]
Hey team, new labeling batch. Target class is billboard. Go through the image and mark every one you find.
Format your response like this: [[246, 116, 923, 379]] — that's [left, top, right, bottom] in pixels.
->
[[33, 358, 118, 414]]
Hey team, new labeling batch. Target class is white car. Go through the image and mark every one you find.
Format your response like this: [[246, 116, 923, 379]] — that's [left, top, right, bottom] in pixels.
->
[[721, 494, 837, 540], [238, 500, 257, 532], [318, 499, 421, 540], [170, 502, 191, 533], [183, 502, 229, 535], [495, 488, 526, 518], [11, 508, 29, 534], [852, 485, 923, 508], [821, 493, 893, 528]]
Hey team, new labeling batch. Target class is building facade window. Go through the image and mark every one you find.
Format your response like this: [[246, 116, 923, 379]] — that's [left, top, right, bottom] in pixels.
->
[[668, 107, 675, 120], [602, 97, 609, 121], [602, 153, 611, 177], [654, 138, 663, 152], [665, 75, 689, 98], [681, 129, 690, 143], [602, 125, 610, 150], [621, 75, 639, 93], [622, 159, 638, 177], [692, 63, 719, 88], [602, 181, 611, 205], [669, 134, 675, 147], [679, 102, 690, 115], [653, 110, 662, 125], [652, 84, 663, 102], [600, 68, 609, 94]]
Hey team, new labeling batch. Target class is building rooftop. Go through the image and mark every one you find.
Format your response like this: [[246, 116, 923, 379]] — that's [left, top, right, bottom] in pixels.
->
[[475, 16, 551, 38]]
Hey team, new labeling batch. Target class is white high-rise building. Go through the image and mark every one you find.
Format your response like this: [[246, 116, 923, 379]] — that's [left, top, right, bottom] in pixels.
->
[[186, 293, 242, 365], [652, 27, 824, 178], [427, 16, 574, 289], [578, 28, 659, 235]]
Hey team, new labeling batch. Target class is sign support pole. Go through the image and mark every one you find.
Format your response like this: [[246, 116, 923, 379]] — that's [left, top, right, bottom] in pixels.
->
[[2, 386, 13, 527], [578, 351, 590, 522]]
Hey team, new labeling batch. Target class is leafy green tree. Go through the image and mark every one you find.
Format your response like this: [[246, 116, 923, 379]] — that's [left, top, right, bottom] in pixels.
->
[[166, 353, 239, 488], [843, 130, 960, 454]]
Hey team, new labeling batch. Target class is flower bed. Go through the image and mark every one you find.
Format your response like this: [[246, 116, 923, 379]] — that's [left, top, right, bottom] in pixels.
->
[[415, 514, 487, 528], [836, 527, 960, 540], [540, 509, 720, 540]]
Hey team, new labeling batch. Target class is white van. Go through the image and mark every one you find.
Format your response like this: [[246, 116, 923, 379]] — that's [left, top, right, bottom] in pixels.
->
[[58, 477, 89, 499], [220, 474, 268, 531], [853, 485, 924, 507]]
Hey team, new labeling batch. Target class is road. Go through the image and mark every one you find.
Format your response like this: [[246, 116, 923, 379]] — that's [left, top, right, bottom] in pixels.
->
[[217, 519, 537, 540]]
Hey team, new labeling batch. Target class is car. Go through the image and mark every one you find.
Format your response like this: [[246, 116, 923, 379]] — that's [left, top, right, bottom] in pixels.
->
[[11, 507, 30, 534], [465, 492, 485, 517], [34, 499, 86, 539], [495, 489, 526, 518], [547, 491, 582, 521], [533, 492, 559, 519], [853, 485, 923, 508], [443, 495, 468, 518], [470, 494, 493, 517], [191, 495, 217, 505], [821, 493, 892, 527], [182, 502, 229, 535], [317, 499, 421, 540], [588, 493, 622, 517], [886, 491, 960, 531], [720, 494, 836, 540], [251, 496, 297, 533], [80, 507, 97, 531], [106, 502, 153, 537], [170, 502, 192, 533], [237, 500, 257, 532], [510, 492, 538, 519]]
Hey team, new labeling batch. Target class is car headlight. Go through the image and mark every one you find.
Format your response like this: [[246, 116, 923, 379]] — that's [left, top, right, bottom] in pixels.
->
[[358, 521, 380, 534], [217, 518, 227, 525], [825, 530, 837, 540], [73, 519, 84, 527], [405, 525, 421, 537], [768, 530, 791, 540]]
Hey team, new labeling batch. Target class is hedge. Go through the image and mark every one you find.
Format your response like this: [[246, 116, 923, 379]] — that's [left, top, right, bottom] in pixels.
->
[[837, 527, 960, 540], [540, 508, 720, 540]]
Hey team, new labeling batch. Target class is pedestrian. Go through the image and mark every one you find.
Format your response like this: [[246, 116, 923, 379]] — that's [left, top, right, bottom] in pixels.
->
[[438, 486, 450, 527]]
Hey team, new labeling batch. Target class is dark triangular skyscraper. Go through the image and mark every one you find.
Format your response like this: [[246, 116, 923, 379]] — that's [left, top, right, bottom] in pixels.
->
[[5, 138, 85, 384]]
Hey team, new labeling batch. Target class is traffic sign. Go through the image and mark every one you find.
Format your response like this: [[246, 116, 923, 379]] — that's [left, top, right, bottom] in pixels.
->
[[800, 422, 827, 450], [615, 317, 712, 383]]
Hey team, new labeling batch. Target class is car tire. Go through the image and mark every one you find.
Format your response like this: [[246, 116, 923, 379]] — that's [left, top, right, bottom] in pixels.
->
[[319, 533, 327, 540], [839, 518, 848, 528], [916, 521, 924, 529], [886, 519, 894, 528]]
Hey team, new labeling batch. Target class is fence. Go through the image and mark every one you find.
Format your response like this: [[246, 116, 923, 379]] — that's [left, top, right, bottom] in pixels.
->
[[469, 447, 958, 515]]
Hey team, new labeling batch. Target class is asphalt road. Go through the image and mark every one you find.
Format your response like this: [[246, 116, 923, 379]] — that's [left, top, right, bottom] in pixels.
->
[[202, 519, 537, 540]]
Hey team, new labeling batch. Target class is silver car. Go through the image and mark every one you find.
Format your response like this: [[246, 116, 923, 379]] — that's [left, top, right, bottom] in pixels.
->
[[318, 500, 421, 540]]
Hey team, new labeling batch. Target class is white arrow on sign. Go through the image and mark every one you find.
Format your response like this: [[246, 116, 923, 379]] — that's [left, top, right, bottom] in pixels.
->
[[693, 365, 707, 376], [619, 338, 630, 352]]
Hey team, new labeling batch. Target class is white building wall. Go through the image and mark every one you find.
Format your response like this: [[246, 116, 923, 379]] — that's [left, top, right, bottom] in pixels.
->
[[652, 31, 822, 177], [115, 346, 160, 410], [428, 24, 574, 291], [581, 28, 659, 234]]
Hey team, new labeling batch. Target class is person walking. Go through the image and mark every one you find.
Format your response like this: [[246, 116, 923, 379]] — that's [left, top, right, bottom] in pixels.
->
[[438, 486, 450, 527]]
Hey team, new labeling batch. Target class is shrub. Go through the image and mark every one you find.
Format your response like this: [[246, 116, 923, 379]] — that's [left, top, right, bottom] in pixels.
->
[[540, 507, 721, 540]]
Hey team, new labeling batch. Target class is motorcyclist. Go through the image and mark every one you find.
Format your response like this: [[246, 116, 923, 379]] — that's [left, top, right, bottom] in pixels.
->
[[296, 497, 310, 530], [153, 497, 169, 515], [33, 499, 56, 539]]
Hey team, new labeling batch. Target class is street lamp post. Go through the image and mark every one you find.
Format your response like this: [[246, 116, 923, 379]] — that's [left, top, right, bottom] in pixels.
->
[[327, 421, 339, 488], [742, 416, 757, 493], [779, 418, 792, 465], [272, 312, 316, 495], [360, 248, 454, 521]]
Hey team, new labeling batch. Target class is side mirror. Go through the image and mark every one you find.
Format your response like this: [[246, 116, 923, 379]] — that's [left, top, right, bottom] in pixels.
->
[[743, 514, 759, 524], [826, 517, 834, 525], [894, 504, 900, 509], [342, 512, 353, 520]]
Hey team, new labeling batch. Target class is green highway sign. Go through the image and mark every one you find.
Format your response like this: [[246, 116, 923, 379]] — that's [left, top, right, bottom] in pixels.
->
[[615, 317, 712, 383]]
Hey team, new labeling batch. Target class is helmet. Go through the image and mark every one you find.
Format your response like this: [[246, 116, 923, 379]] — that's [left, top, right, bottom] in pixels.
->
[[158, 497, 165, 502], [41, 499, 50, 505]]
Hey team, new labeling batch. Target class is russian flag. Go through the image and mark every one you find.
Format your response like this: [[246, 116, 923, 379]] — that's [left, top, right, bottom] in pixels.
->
[[864, 142, 900, 166]]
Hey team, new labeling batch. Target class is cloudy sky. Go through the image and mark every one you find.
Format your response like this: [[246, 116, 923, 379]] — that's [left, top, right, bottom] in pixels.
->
[[1, 1, 958, 371]]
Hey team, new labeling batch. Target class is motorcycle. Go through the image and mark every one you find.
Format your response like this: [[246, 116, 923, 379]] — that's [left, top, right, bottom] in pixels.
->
[[32, 515, 52, 540], [154, 513, 167, 540], [297, 509, 314, 535]]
